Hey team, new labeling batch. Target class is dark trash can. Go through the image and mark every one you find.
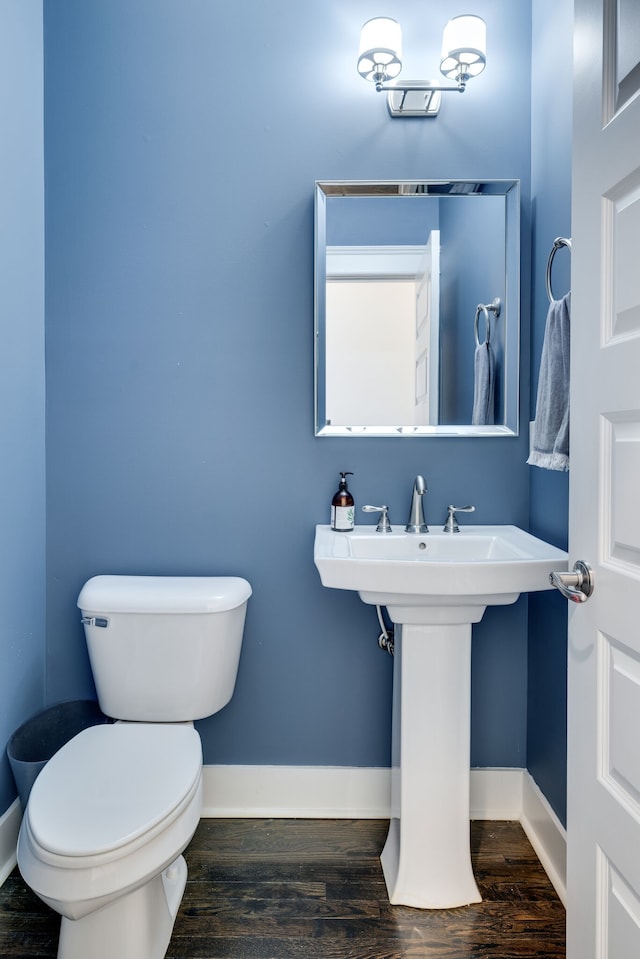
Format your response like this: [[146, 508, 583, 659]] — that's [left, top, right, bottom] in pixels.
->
[[7, 700, 112, 809]]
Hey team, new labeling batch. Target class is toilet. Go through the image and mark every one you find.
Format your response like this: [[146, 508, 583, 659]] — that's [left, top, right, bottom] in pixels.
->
[[17, 574, 252, 959]]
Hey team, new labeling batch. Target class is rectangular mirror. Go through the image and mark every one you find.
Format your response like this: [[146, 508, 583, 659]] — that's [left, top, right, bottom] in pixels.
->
[[314, 180, 520, 437]]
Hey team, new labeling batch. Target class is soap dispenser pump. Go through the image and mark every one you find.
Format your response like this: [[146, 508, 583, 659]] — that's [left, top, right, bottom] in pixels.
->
[[331, 472, 355, 532]]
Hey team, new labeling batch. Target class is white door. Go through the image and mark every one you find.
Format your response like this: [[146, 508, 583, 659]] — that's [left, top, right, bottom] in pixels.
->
[[567, 1, 640, 956]]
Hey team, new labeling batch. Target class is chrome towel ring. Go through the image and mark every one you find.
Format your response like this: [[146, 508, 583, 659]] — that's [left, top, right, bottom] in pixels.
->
[[474, 297, 501, 347], [546, 236, 572, 302]]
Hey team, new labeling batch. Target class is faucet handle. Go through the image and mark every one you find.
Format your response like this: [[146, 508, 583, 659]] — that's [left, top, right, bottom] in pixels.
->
[[443, 504, 475, 533], [362, 505, 392, 532]]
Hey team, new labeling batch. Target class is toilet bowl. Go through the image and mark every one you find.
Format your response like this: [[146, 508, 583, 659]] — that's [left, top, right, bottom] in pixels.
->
[[19, 723, 202, 958], [17, 574, 251, 959]]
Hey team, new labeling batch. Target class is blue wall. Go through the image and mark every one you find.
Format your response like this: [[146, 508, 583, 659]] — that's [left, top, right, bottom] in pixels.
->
[[0, 1, 571, 825], [42, 0, 532, 773], [527, 0, 572, 825], [0, 0, 46, 812]]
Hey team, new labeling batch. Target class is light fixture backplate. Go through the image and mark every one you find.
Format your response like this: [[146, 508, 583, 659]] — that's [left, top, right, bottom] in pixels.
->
[[386, 83, 443, 117]]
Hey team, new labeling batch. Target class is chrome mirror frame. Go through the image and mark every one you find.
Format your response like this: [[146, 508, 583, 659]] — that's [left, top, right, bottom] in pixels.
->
[[314, 179, 520, 438]]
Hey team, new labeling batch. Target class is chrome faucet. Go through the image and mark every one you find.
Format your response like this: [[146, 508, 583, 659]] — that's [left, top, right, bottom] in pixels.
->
[[405, 475, 428, 533]]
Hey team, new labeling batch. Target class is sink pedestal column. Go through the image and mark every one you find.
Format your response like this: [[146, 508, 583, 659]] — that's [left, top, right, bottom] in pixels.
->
[[381, 622, 481, 909]]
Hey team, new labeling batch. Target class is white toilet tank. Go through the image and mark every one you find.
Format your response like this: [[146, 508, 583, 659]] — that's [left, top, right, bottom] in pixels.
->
[[77, 575, 252, 722]]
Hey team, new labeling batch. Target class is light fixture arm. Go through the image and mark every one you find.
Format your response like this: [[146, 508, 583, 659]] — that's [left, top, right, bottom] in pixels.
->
[[375, 79, 466, 94]]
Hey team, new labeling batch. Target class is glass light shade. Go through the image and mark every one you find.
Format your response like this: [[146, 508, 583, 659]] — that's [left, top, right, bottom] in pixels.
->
[[357, 17, 403, 82], [440, 15, 486, 81]]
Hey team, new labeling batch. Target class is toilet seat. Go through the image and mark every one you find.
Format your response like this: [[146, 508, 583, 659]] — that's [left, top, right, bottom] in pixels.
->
[[26, 723, 202, 861], [18, 722, 203, 919]]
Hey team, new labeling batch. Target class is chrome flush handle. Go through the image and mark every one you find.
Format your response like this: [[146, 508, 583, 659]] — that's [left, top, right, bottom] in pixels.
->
[[549, 560, 594, 603], [80, 616, 110, 627]]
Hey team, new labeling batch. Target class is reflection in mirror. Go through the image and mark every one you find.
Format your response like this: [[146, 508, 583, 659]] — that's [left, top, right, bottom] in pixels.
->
[[314, 180, 520, 437]]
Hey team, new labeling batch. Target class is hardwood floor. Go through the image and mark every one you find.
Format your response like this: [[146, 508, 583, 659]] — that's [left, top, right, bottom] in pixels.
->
[[0, 819, 565, 958]]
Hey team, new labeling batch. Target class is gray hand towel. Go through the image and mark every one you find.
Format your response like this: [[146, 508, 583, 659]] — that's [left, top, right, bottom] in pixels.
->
[[527, 292, 571, 471], [472, 341, 496, 425]]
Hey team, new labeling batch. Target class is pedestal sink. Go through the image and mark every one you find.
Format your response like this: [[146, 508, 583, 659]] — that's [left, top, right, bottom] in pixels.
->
[[314, 524, 568, 909]]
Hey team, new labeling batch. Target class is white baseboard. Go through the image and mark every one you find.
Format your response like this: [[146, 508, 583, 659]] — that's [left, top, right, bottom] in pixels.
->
[[0, 799, 21, 887], [520, 771, 567, 905], [469, 767, 524, 820], [201, 764, 526, 821], [201, 765, 392, 819]]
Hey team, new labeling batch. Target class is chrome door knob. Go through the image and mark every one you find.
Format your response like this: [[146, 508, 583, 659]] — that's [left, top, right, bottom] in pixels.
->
[[549, 560, 594, 603]]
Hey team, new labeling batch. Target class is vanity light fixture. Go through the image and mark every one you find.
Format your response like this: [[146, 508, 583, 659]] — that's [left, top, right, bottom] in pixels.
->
[[357, 14, 486, 117]]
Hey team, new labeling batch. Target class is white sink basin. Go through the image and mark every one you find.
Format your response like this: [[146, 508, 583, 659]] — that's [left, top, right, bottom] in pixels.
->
[[314, 524, 568, 621]]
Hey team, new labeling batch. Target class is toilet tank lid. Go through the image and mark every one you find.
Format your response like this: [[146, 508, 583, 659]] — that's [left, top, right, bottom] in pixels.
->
[[78, 575, 252, 614]]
